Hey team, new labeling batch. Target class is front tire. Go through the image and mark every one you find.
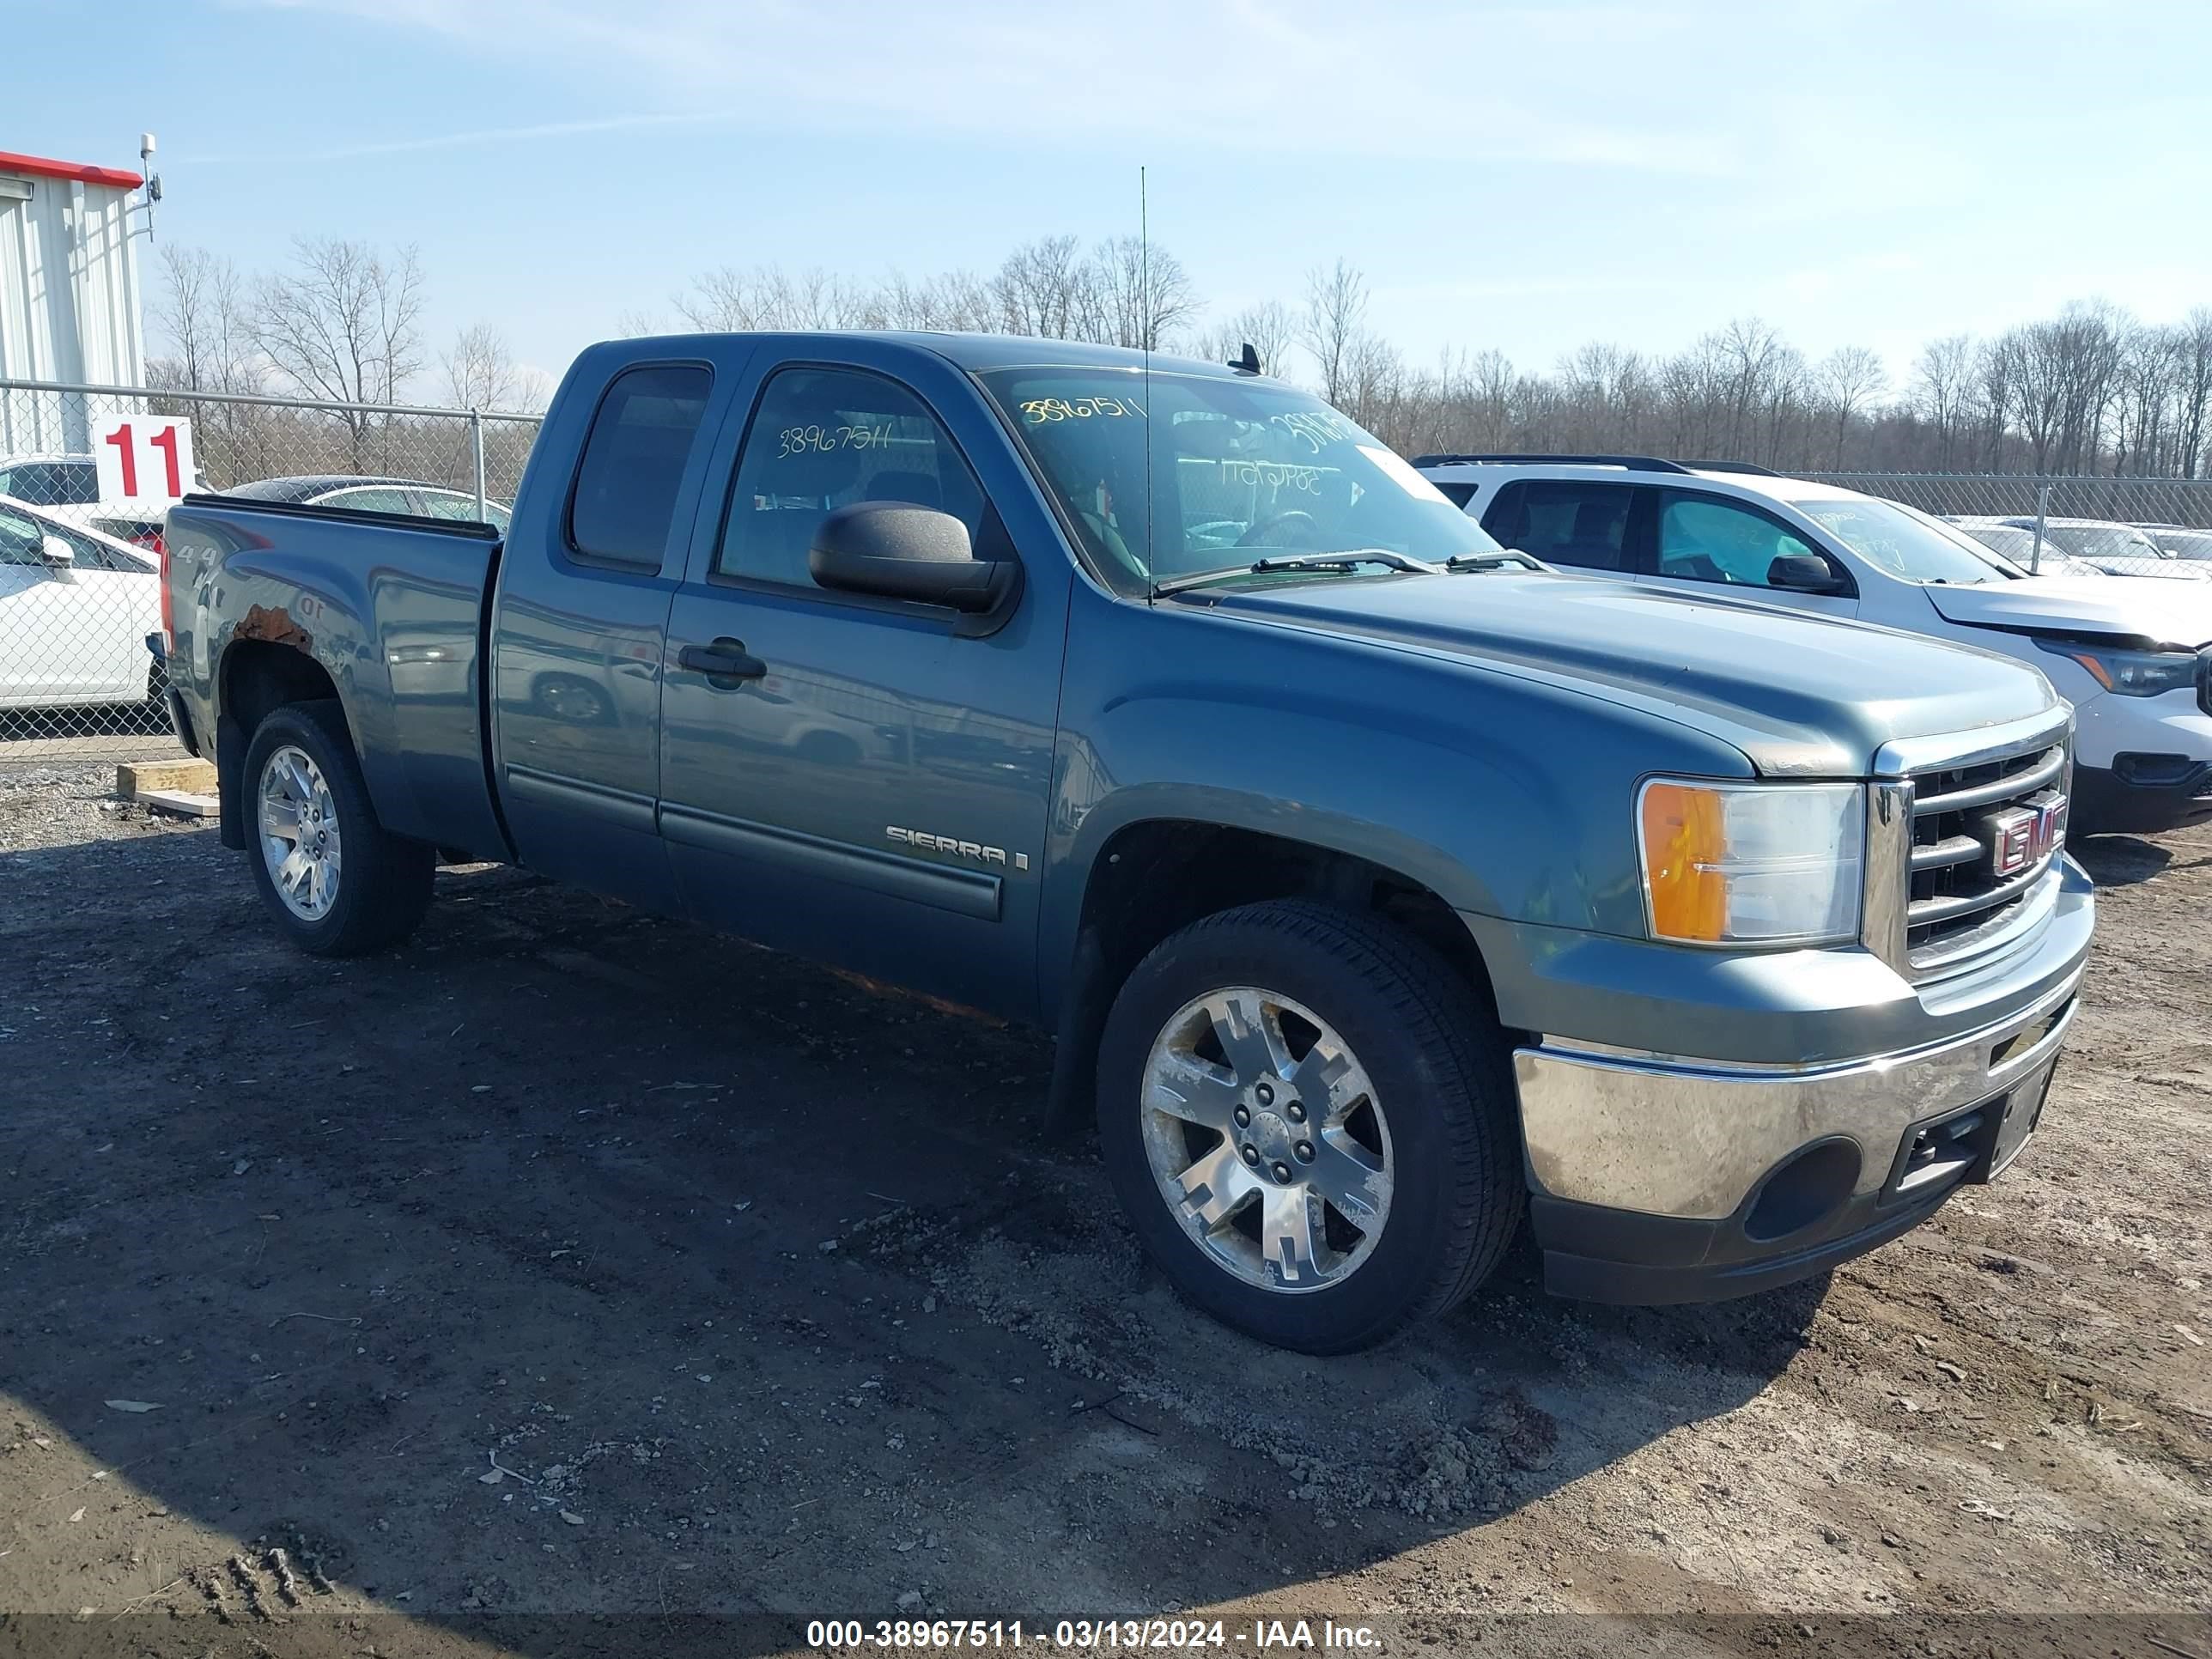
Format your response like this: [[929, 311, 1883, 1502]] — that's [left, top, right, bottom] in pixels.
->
[[241, 700, 434, 956], [1096, 900, 1522, 1353]]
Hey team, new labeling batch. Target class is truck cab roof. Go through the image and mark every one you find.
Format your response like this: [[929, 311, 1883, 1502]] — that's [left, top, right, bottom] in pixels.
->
[[614, 329, 1259, 381]]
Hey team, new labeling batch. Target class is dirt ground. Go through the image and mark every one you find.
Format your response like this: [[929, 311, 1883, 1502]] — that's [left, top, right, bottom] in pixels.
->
[[1, 763, 2207, 1659]]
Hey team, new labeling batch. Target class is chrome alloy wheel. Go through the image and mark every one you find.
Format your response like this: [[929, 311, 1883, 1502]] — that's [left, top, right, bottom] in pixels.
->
[[258, 744, 343, 921], [1139, 987, 1394, 1293]]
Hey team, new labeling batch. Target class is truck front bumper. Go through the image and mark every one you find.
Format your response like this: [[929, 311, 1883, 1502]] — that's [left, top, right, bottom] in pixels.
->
[[1515, 974, 2076, 1303], [1473, 855, 2094, 1304]]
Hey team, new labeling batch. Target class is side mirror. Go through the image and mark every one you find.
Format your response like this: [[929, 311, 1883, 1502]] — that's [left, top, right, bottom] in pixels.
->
[[1769, 551, 1843, 594], [809, 502, 1016, 616], [40, 534, 76, 568]]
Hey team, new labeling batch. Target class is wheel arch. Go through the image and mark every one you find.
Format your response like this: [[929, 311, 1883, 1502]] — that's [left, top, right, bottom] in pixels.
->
[[1041, 806, 1510, 1137], [213, 638, 349, 850]]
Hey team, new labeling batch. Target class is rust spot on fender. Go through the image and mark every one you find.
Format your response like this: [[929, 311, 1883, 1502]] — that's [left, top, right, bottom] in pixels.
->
[[236, 605, 313, 653]]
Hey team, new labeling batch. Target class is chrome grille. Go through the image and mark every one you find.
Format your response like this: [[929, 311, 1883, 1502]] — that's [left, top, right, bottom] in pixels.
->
[[1904, 741, 2068, 971]]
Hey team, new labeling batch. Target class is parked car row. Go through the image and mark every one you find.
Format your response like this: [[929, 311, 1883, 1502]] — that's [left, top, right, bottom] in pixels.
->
[[1945, 514, 2212, 581], [0, 495, 166, 713], [0, 466, 508, 719], [1414, 455, 2212, 838], [2143, 524, 2212, 562], [0, 452, 178, 551], [160, 331, 2098, 1352]]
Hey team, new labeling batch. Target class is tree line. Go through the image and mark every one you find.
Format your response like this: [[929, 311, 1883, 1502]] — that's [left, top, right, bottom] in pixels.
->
[[147, 236, 2212, 483]]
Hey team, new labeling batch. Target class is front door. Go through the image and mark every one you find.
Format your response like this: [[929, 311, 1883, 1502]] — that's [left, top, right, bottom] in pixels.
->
[[1641, 489, 1860, 620], [657, 349, 1065, 1018]]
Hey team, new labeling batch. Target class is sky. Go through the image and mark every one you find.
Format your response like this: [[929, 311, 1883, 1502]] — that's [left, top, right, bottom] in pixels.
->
[[12, 0, 2211, 395]]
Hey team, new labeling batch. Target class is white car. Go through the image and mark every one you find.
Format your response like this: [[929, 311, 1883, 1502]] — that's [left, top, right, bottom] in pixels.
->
[[1414, 453, 2212, 836], [1988, 515, 2211, 580], [0, 494, 164, 713], [0, 452, 178, 551], [222, 473, 513, 532], [2139, 524, 2212, 564], [1942, 516, 2110, 580]]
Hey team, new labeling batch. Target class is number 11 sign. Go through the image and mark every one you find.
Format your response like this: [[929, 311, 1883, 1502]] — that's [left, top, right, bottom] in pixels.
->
[[93, 413, 198, 505]]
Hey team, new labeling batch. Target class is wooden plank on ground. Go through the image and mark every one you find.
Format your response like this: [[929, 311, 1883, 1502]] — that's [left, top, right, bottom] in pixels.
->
[[117, 758, 217, 798], [136, 788, 220, 819]]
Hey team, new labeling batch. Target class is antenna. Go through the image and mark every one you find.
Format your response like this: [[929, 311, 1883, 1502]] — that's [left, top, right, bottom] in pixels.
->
[[1140, 163, 1154, 605], [138, 131, 161, 240]]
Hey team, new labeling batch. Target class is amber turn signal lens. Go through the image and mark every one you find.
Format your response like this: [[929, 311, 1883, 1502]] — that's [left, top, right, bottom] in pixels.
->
[[1640, 782, 1729, 943]]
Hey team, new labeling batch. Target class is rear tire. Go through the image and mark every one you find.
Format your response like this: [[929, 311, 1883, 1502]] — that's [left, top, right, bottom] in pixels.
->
[[1096, 900, 1522, 1353], [240, 700, 434, 956]]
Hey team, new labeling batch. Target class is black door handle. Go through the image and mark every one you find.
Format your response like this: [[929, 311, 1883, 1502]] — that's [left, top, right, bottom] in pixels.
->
[[678, 638, 767, 684]]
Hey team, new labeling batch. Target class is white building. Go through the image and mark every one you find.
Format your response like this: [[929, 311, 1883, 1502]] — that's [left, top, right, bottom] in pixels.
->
[[0, 147, 149, 455]]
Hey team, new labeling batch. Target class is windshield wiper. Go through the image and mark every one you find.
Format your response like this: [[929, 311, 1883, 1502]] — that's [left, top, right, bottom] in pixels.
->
[[1152, 549, 1441, 597], [1444, 547, 1546, 572]]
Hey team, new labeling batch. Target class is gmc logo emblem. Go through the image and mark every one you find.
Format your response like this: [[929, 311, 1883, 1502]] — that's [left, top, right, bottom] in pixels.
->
[[1989, 793, 2069, 878]]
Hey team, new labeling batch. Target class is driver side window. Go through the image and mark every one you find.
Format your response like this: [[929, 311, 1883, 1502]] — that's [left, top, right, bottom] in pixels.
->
[[1657, 493, 1814, 588], [717, 368, 986, 589]]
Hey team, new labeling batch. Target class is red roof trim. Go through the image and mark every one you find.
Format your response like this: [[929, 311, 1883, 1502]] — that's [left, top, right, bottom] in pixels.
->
[[0, 150, 143, 191]]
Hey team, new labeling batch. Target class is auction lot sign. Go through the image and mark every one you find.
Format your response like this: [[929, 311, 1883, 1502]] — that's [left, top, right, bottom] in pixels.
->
[[92, 411, 197, 506]]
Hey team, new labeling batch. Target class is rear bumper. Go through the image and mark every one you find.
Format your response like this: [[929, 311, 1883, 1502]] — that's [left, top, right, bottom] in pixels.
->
[[148, 633, 199, 757], [1513, 965, 2081, 1304]]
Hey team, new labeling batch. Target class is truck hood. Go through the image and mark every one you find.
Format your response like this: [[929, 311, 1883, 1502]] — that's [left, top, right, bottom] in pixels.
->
[[1194, 571, 2062, 777], [1921, 575, 2212, 649]]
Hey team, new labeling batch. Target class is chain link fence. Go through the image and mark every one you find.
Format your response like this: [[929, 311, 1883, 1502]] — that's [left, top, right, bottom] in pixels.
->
[[1805, 471, 2212, 580], [1, 379, 541, 763]]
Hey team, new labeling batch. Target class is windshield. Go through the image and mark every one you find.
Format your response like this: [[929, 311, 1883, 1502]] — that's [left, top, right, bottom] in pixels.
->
[[2045, 523, 2169, 561], [0, 460, 99, 506], [977, 368, 1503, 594], [1787, 495, 1999, 584], [1953, 523, 2039, 563]]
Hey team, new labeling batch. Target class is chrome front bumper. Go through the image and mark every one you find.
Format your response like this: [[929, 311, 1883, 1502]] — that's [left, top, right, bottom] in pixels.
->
[[1512, 968, 2081, 1221]]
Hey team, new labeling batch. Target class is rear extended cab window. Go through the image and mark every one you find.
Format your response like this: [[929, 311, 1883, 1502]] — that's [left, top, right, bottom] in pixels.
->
[[567, 365, 714, 568], [1484, 479, 1638, 572]]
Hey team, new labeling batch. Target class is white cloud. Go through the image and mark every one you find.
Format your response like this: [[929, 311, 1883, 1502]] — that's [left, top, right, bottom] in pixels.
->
[[240, 0, 1742, 173], [181, 111, 729, 165]]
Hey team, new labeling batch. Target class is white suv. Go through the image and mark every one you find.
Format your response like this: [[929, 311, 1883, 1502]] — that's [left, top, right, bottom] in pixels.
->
[[1415, 453, 2212, 837]]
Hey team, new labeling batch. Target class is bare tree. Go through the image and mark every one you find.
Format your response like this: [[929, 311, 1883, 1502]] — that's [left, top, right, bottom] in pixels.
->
[[643, 239, 2212, 477], [674, 265, 857, 331], [1910, 335, 1974, 467], [444, 322, 522, 410], [990, 236, 1093, 340], [1817, 346, 1887, 467], [856, 269, 995, 333], [1193, 301, 1297, 376], [1302, 260, 1370, 405], [146, 245, 280, 487], [2112, 323, 2180, 474], [249, 238, 427, 462], [149, 246, 260, 396], [1079, 236, 1196, 350], [2178, 307, 2212, 479]]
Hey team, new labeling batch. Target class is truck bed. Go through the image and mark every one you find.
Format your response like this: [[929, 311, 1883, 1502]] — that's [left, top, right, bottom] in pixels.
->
[[163, 492, 510, 861]]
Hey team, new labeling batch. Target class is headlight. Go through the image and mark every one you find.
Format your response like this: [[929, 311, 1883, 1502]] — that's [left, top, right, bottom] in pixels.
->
[[2034, 636, 2200, 697], [1638, 779, 1864, 946]]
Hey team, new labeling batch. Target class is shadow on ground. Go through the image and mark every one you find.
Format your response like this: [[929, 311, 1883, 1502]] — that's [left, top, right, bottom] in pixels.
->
[[1, 828, 1815, 1656], [2073, 830, 2212, 888]]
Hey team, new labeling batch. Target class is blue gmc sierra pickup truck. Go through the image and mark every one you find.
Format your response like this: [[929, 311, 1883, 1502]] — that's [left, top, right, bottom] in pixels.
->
[[161, 331, 2093, 1352]]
